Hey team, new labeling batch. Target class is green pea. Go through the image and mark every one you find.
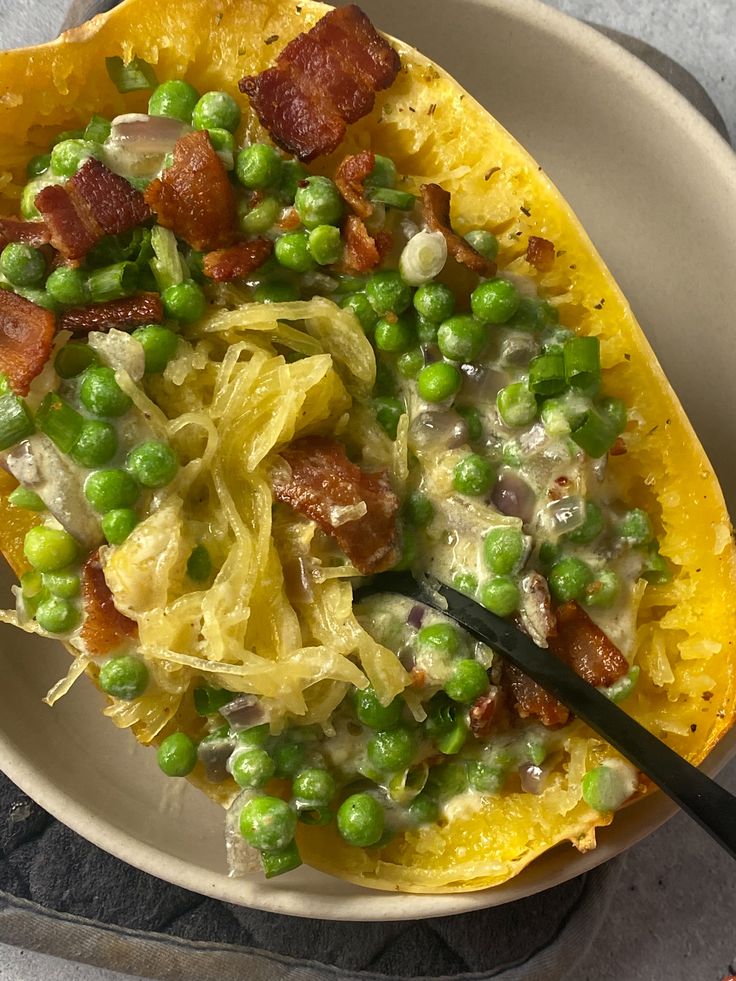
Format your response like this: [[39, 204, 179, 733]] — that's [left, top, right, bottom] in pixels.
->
[[98, 655, 149, 700], [437, 315, 487, 362], [340, 292, 378, 333], [583, 568, 621, 608], [42, 569, 80, 598], [408, 793, 439, 825], [50, 139, 98, 177], [277, 159, 308, 203], [508, 296, 558, 331], [26, 153, 51, 178], [464, 229, 499, 261], [205, 127, 233, 154], [597, 396, 627, 435], [20, 179, 44, 220], [641, 546, 672, 584], [538, 541, 563, 573], [294, 175, 343, 228], [0, 243, 46, 288], [417, 622, 459, 656], [403, 491, 433, 528], [374, 315, 414, 353], [132, 325, 179, 374], [616, 508, 653, 546], [484, 526, 525, 575], [497, 381, 538, 428], [83, 114, 112, 144], [253, 280, 300, 304], [192, 90, 241, 132], [293, 768, 336, 807], [565, 501, 604, 544], [236, 143, 282, 189], [581, 765, 630, 812], [156, 732, 197, 777], [231, 748, 276, 789], [416, 362, 462, 403], [148, 80, 200, 122], [162, 281, 207, 322], [452, 453, 495, 496], [84, 469, 139, 513], [444, 659, 489, 703], [126, 440, 178, 489], [368, 726, 416, 772], [23, 526, 78, 573], [479, 576, 519, 616], [366, 154, 397, 188], [261, 840, 302, 877], [397, 348, 424, 379], [416, 315, 439, 345], [452, 572, 478, 596], [548, 556, 594, 603], [273, 741, 305, 778], [336, 793, 384, 847], [354, 687, 404, 729], [470, 279, 520, 324], [101, 508, 139, 545], [540, 395, 587, 436], [365, 270, 412, 316], [305, 224, 341, 266], [374, 395, 403, 439], [467, 761, 505, 793], [456, 405, 482, 443], [79, 366, 132, 417], [35, 595, 80, 634], [8, 487, 45, 511], [240, 795, 296, 850], [426, 761, 467, 799], [187, 544, 212, 582], [238, 196, 281, 236], [70, 420, 118, 468], [274, 230, 315, 272], [46, 267, 86, 306], [413, 282, 455, 323]]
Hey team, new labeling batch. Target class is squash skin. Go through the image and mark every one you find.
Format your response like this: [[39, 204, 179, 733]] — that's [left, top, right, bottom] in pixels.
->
[[1, 0, 735, 893]]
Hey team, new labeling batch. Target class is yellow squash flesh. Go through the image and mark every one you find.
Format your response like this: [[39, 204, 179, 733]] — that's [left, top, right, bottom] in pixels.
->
[[1, 0, 735, 893]]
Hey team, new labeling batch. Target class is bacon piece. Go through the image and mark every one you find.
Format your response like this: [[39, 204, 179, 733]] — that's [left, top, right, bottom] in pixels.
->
[[203, 239, 273, 282], [271, 436, 400, 574], [504, 664, 570, 727], [469, 689, 501, 739], [81, 550, 137, 656], [0, 217, 50, 250], [59, 293, 163, 334], [0, 290, 56, 396], [279, 207, 301, 231], [240, 5, 400, 161], [549, 601, 629, 688], [35, 158, 150, 261], [420, 183, 496, 277], [526, 235, 555, 272], [343, 215, 381, 273], [335, 150, 375, 219], [144, 131, 237, 251]]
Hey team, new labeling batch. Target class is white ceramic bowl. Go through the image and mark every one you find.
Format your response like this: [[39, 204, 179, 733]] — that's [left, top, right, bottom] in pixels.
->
[[2, 0, 735, 921]]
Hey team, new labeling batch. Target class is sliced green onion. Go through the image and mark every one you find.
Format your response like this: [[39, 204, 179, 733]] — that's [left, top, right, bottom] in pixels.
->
[[367, 186, 416, 210], [570, 408, 617, 458], [563, 336, 600, 389], [528, 352, 565, 397], [193, 685, 235, 716], [105, 55, 158, 93], [36, 393, 84, 454], [0, 395, 35, 450], [399, 230, 447, 286], [150, 225, 186, 291], [604, 666, 640, 703], [85, 261, 139, 303], [83, 115, 112, 144], [55, 342, 99, 379], [8, 487, 45, 511]]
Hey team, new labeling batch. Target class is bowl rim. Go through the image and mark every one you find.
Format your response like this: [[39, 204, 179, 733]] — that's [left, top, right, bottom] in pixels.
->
[[2, 0, 736, 921]]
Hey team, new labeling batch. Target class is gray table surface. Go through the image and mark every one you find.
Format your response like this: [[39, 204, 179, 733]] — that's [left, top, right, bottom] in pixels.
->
[[1, 1, 735, 979]]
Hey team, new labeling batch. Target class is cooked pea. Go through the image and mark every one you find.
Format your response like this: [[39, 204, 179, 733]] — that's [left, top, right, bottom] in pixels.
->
[[484, 527, 525, 575], [240, 796, 296, 850], [368, 726, 416, 772], [35, 595, 80, 634], [452, 572, 478, 595], [408, 793, 439, 825], [148, 80, 199, 122], [340, 292, 378, 333], [20, 180, 44, 219], [417, 622, 459, 656], [374, 315, 414, 353], [366, 154, 397, 188], [192, 90, 241, 132], [456, 405, 482, 443], [413, 282, 455, 323], [254, 280, 300, 304], [308, 224, 342, 265], [162, 281, 206, 322], [238, 195, 280, 236], [497, 381, 537, 427], [231, 748, 276, 789], [365, 270, 412, 316], [403, 491, 434, 528], [452, 453, 495, 496], [548, 556, 594, 602], [479, 576, 519, 616], [126, 440, 178, 489], [277, 159, 308, 203], [26, 153, 51, 178], [437, 315, 487, 362], [0, 243, 46, 288], [426, 761, 467, 799], [42, 570, 80, 598], [416, 362, 462, 403], [274, 230, 315, 272], [23, 526, 78, 573], [597, 396, 628, 435], [354, 687, 404, 729], [583, 569, 621, 608], [294, 175, 343, 228], [8, 487, 45, 511], [416, 315, 439, 344], [187, 544, 212, 582], [70, 420, 118, 468], [508, 297, 558, 331], [581, 765, 628, 812], [374, 395, 403, 438], [467, 761, 505, 793], [538, 541, 563, 572], [79, 366, 132, 417], [641, 547, 672, 584], [50, 139, 98, 177], [470, 279, 520, 324], [84, 469, 139, 513], [293, 768, 336, 807], [273, 741, 305, 778], [46, 267, 86, 305], [101, 508, 139, 545], [132, 325, 179, 374], [397, 348, 424, 379], [444, 659, 489, 703], [336, 793, 384, 847], [565, 500, 604, 544], [98, 655, 149, 700], [261, 840, 303, 877], [157, 732, 198, 777], [464, 229, 499, 260], [616, 508, 653, 546]]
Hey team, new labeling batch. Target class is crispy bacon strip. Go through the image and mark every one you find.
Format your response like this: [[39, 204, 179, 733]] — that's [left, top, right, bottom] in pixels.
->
[[81, 550, 137, 656], [0, 290, 56, 396], [549, 601, 629, 688], [526, 235, 555, 272], [240, 5, 400, 161], [0, 217, 50, 250], [203, 239, 273, 282], [59, 293, 163, 334], [34, 158, 150, 261], [343, 214, 381, 273], [420, 183, 496, 277], [504, 664, 570, 727], [335, 150, 375, 219], [271, 436, 400, 574], [145, 131, 237, 251]]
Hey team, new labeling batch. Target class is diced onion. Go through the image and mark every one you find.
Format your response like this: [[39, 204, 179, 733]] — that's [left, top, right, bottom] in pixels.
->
[[399, 230, 447, 285]]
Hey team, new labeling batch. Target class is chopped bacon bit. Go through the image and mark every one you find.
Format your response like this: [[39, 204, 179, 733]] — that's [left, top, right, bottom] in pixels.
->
[[609, 436, 627, 456], [343, 214, 380, 273], [504, 663, 570, 727], [240, 5, 400, 161], [81, 550, 137, 656], [549, 601, 629, 688], [35, 158, 150, 261], [335, 150, 375, 219], [271, 436, 400, 574], [0, 290, 56, 396], [469, 689, 501, 739], [279, 207, 302, 231], [420, 183, 496, 277], [0, 217, 50, 250], [203, 239, 273, 282], [59, 293, 163, 334], [374, 230, 393, 259], [145, 131, 237, 251], [410, 667, 427, 689], [526, 235, 555, 272]]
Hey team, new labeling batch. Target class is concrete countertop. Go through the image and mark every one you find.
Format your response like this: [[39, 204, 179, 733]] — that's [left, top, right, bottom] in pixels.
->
[[0, 1, 734, 979]]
